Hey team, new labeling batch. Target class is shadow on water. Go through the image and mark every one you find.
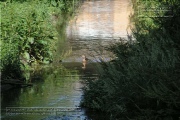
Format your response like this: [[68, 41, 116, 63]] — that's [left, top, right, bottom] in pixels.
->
[[1, 62, 100, 120]]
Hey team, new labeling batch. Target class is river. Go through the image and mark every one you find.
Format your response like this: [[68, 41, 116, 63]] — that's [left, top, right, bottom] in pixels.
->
[[1, 0, 132, 119]]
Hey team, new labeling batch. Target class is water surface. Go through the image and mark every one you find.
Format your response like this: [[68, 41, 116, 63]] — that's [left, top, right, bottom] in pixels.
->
[[1, 0, 132, 119], [66, 0, 132, 61]]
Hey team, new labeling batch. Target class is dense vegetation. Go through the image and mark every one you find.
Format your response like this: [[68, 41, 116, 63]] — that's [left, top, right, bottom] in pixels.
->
[[0, 0, 79, 81], [82, 0, 180, 119]]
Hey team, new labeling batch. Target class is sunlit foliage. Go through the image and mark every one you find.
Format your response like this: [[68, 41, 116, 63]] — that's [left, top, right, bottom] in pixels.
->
[[0, 0, 79, 80]]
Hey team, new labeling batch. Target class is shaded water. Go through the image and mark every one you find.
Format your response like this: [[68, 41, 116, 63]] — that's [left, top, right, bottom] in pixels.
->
[[1, 64, 100, 120], [1, 0, 132, 119]]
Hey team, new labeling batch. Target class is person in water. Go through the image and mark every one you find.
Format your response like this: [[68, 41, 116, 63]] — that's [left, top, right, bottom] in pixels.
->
[[82, 55, 88, 69]]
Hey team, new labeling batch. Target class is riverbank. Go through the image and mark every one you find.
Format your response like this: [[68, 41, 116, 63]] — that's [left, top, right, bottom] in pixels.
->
[[0, 0, 80, 87], [82, 0, 180, 119]]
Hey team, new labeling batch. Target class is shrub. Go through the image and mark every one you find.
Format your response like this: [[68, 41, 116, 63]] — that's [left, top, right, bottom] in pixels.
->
[[0, 0, 80, 80], [82, 0, 180, 119]]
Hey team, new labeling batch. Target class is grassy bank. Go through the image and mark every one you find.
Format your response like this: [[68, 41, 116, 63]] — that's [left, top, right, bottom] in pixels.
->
[[0, 0, 80, 81], [82, 0, 180, 119]]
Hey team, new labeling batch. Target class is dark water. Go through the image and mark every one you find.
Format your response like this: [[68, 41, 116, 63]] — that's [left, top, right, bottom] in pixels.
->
[[1, 0, 132, 119], [1, 63, 100, 120]]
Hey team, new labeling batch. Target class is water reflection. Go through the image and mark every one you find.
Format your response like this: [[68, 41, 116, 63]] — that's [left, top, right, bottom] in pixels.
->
[[65, 0, 132, 62], [1, 65, 86, 120], [68, 0, 132, 40], [1, 62, 100, 120], [1, 0, 132, 119]]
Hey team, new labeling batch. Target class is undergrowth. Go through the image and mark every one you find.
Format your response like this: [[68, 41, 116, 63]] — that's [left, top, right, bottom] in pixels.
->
[[0, 0, 80, 80], [82, 0, 180, 119]]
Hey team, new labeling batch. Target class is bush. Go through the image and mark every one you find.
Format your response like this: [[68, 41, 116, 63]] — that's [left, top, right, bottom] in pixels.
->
[[82, 0, 180, 119], [0, 0, 80, 80]]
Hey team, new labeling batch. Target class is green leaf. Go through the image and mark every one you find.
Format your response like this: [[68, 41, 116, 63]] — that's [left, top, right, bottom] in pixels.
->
[[28, 37, 34, 44], [43, 60, 49, 64], [25, 44, 31, 49], [51, 1, 57, 7], [37, 40, 47, 45], [23, 52, 30, 62]]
